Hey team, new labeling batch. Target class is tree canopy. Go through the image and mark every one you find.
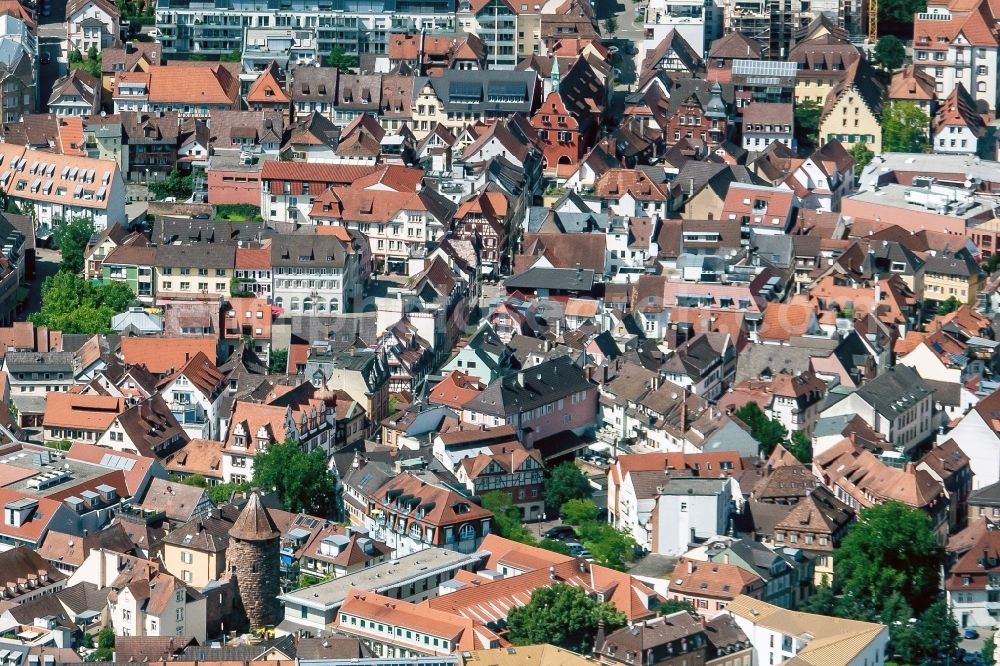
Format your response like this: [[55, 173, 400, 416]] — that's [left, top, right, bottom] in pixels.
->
[[506, 583, 626, 653], [53, 217, 95, 274], [30, 272, 134, 333], [794, 99, 822, 151], [560, 498, 636, 570], [936, 295, 962, 315], [482, 491, 536, 544], [788, 431, 812, 464], [878, 0, 927, 33], [252, 440, 337, 516], [889, 598, 960, 664], [326, 47, 359, 70], [545, 462, 592, 509], [874, 35, 906, 70], [148, 168, 193, 201], [268, 348, 288, 374], [848, 142, 874, 176], [834, 501, 943, 617], [881, 102, 930, 153], [733, 402, 787, 455]]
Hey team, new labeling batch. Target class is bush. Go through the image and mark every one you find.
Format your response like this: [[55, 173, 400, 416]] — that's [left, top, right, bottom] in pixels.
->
[[216, 203, 263, 222]]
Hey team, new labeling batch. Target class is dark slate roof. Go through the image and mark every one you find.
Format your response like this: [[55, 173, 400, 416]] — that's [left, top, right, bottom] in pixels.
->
[[462, 355, 591, 418], [160, 512, 233, 553], [924, 250, 980, 278], [413, 70, 537, 113], [855, 364, 931, 417], [154, 242, 237, 270], [271, 233, 349, 268]]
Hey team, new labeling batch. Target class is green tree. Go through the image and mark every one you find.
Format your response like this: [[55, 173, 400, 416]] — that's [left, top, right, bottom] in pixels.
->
[[912, 599, 959, 662], [252, 440, 337, 515], [52, 217, 95, 274], [800, 579, 837, 615], [881, 101, 930, 153], [561, 498, 600, 525], [268, 348, 288, 373], [874, 35, 906, 70], [936, 295, 962, 315], [835, 501, 943, 617], [878, 0, 927, 29], [848, 142, 875, 176], [545, 462, 592, 509], [325, 47, 359, 70], [985, 254, 1000, 274], [482, 491, 536, 544], [220, 48, 242, 62], [656, 599, 696, 616], [983, 635, 997, 666], [87, 626, 115, 661], [788, 430, 812, 464], [148, 168, 193, 201], [794, 99, 822, 151], [733, 402, 787, 456], [538, 538, 571, 555], [68, 49, 83, 64], [576, 520, 636, 570], [206, 482, 250, 504], [30, 272, 134, 333], [603, 16, 618, 34], [178, 473, 207, 488], [506, 583, 626, 653]]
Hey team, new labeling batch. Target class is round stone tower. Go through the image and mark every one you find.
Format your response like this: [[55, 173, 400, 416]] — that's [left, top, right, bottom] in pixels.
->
[[227, 491, 281, 629]]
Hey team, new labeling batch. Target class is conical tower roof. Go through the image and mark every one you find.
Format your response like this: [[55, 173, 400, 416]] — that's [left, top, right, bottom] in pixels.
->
[[229, 491, 280, 541]]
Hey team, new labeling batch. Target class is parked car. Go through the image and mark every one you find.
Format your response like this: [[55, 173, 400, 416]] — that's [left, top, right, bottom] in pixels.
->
[[543, 525, 577, 541], [964, 628, 980, 640]]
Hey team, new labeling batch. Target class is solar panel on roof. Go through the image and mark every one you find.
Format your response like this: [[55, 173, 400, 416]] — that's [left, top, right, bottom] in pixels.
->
[[491, 82, 525, 96], [449, 81, 482, 100], [731, 59, 798, 77]]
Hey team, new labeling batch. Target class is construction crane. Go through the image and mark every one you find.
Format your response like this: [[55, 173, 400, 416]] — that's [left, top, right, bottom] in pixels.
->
[[868, 0, 878, 42]]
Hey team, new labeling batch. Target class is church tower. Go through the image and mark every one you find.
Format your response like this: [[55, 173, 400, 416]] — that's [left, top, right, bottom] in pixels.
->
[[227, 492, 281, 629]]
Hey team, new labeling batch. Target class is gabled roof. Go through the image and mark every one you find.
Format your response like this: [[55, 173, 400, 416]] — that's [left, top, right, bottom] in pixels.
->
[[889, 65, 937, 102], [709, 31, 763, 59], [246, 61, 290, 104], [640, 29, 705, 76], [934, 82, 985, 136], [727, 595, 886, 666]]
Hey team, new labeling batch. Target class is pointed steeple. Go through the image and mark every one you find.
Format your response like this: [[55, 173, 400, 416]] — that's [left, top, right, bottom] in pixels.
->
[[551, 55, 561, 93], [705, 81, 727, 119], [229, 491, 279, 541]]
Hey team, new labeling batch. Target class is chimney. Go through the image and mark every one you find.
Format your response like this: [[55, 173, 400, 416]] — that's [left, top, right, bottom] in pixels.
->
[[687, 560, 693, 574], [594, 617, 606, 654], [549, 565, 556, 581]]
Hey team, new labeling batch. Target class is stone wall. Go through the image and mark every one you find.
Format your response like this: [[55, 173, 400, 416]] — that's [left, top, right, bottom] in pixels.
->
[[227, 536, 281, 629]]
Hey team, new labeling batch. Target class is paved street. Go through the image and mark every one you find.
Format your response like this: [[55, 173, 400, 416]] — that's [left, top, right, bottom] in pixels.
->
[[19, 247, 60, 321], [36, 0, 67, 112]]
